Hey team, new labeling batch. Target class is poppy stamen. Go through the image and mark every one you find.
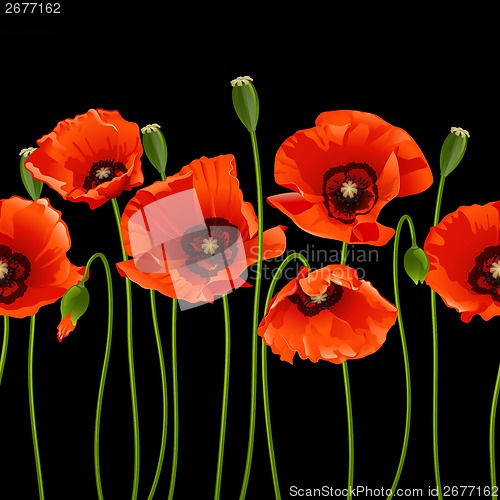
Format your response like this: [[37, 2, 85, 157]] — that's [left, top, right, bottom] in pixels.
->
[[0, 261, 8, 280], [490, 261, 500, 280], [340, 180, 358, 199], [0, 245, 31, 304], [201, 237, 219, 255], [83, 159, 128, 191], [289, 282, 344, 317]]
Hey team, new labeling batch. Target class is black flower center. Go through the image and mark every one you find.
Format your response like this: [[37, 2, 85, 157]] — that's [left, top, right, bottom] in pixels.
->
[[83, 159, 127, 191], [322, 162, 378, 224], [181, 217, 240, 278], [0, 244, 31, 304], [467, 245, 500, 301], [289, 281, 344, 317]]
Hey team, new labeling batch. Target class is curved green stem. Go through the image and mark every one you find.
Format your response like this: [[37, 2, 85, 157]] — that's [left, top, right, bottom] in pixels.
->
[[430, 174, 446, 500], [81, 253, 114, 500], [111, 198, 139, 500], [386, 215, 415, 500], [147, 290, 168, 500], [239, 130, 264, 500], [340, 241, 354, 500], [0, 316, 9, 387], [490, 362, 499, 492], [28, 315, 44, 500], [168, 298, 179, 500], [214, 294, 231, 499], [262, 252, 311, 500]]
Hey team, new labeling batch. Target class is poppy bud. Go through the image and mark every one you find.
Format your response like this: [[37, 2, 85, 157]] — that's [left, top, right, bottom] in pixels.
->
[[141, 123, 168, 175], [230, 76, 259, 132], [404, 246, 430, 285], [440, 126, 469, 177], [19, 147, 43, 200], [57, 281, 90, 341]]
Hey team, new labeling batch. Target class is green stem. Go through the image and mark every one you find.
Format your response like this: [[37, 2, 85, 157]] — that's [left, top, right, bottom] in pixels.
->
[[343, 362, 354, 500], [386, 215, 415, 500], [0, 316, 9, 387], [214, 294, 231, 499], [340, 241, 354, 500], [111, 198, 140, 500], [28, 315, 44, 500], [239, 130, 264, 500], [83, 253, 114, 500], [490, 362, 499, 492], [147, 290, 168, 500], [431, 174, 446, 500], [262, 252, 311, 500], [168, 299, 179, 500]]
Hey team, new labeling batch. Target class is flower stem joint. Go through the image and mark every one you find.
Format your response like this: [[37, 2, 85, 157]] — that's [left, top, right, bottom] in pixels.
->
[[404, 245, 430, 285], [440, 126, 470, 178], [57, 281, 90, 341], [141, 123, 168, 175], [230, 76, 259, 132]]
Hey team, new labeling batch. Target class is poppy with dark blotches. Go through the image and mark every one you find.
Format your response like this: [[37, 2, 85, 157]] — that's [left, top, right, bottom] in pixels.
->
[[424, 201, 500, 323], [267, 110, 433, 246], [24, 108, 144, 209], [258, 264, 398, 364], [116, 154, 287, 305], [0, 196, 85, 318]]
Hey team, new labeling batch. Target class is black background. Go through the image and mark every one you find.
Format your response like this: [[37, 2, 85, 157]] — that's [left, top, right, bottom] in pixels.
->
[[0, 6, 498, 500]]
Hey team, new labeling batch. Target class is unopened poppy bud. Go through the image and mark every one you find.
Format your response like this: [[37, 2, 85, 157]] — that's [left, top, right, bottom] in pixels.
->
[[230, 76, 259, 132], [404, 246, 430, 285], [57, 281, 90, 341], [440, 126, 469, 177], [141, 123, 168, 175], [19, 147, 43, 200]]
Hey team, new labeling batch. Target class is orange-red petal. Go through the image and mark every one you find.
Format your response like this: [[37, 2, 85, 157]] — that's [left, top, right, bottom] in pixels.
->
[[24, 109, 144, 209], [424, 201, 500, 322], [259, 265, 398, 364], [0, 197, 85, 318]]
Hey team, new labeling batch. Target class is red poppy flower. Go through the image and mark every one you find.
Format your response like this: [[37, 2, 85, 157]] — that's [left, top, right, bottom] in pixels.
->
[[258, 264, 398, 364], [267, 110, 432, 246], [116, 154, 287, 305], [0, 196, 85, 318], [24, 108, 144, 209], [424, 201, 500, 323]]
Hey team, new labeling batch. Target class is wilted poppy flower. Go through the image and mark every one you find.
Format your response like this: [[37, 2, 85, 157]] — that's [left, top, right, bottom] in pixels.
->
[[0, 196, 85, 318], [424, 201, 500, 323], [116, 154, 287, 306], [267, 110, 432, 246], [258, 264, 398, 364], [24, 108, 144, 209]]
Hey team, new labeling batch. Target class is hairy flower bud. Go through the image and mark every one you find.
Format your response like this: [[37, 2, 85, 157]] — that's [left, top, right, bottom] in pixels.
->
[[57, 281, 90, 341], [404, 246, 430, 285]]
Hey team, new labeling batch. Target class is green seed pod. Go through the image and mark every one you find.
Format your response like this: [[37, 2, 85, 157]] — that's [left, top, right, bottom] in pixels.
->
[[231, 76, 259, 132], [404, 246, 430, 285], [141, 123, 168, 175], [440, 127, 469, 178], [19, 147, 43, 200]]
